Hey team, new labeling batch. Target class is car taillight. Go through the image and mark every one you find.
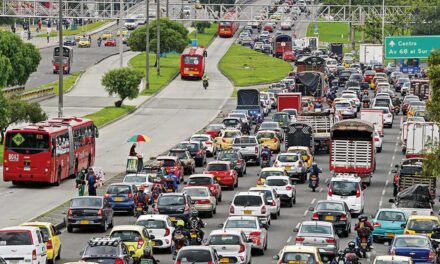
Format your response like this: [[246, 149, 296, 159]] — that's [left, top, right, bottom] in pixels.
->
[[405, 230, 410, 234], [373, 222, 380, 227], [205, 141, 212, 145], [255, 146, 259, 154], [128, 192, 133, 198], [272, 200, 276, 206], [184, 204, 190, 212], [429, 250, 436, 260], [394, 175, 399, 184], [137, 239, 144, 249], [68, 209, 73, 217], [115, 258, 124, 264], [295, 236, 305, 242], [249, 231, 261, 245], [164, 227, 170, 236], [46, 239, 53, 249], [274, 137, 278, 143], [98, 208, 103, 216], [374, 137, 379, 141], [340, 214, 347, 221], [229, 205, 235, 214], [239, 244, 245, 253], [237, 159, 241, 165], [32, 249, 37, 260], [326, 238, 336, 243], [328, 185, 333, 197], [261, 206, 266, 214], [197, 199, 211, 204], [390, 248, 396, 256], [286, 185, 293, 190], [356, 186, 361, 198], [312, 213, 319, 220]]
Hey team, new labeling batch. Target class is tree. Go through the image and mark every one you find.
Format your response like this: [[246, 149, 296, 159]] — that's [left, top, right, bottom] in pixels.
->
[[0, 31, 41, 86], [26, 102, 48, 123], [101, 67, 143, 107], [0, 91, 10, 143], [191, 21, 211, 33], [412, 0, 440, 35], [0, 53, 13, 88], [128, 18, 189, 53]]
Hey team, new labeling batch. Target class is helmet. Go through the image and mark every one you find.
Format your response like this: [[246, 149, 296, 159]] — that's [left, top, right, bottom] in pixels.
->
[[138, 185, 145, 192], [143, 246, 151, 257], [263, 145, 269, 148], [434, 225, 440, 233], [348, 241, 356, 250], [358, 214, 368, 222], [191, 210, 199, 218], [176, 220, 185, 227]]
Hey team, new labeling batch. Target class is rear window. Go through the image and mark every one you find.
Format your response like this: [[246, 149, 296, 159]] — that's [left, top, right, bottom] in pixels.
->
[[257, 132, 275, 139], [177, 249, 212, 263], [394, 237, 430, 248], [208, 235, 240, 245], [110, 230, 142, 242], [335, 102, 351, 108], [107, 185, 131, 195], [71, 198, 102, 207], [407, 219, 438, 232], [282, 253, 316, 264], [136, 219, 166, 229], [224, 120, 239, 126], [158, 196, 185, 206], [375, 261, 411, 264], [188, 177, 211, 185], [225, 220, 257, 229], [168, 151, 187, 160], [316, 202, 344, 211], [300, 224, 332, 234], [234, 137, 257, 144], [39, 228, 50, 242], [277, 155, 299, 162], [206, 164, 228, 171], [331, 181, 358, 196], [233, 195, 262, 206], [84, 245, 118, 256], [224, 132, 240, 138], [124, 176, 148, 183], [377, 211, 405, 222], [183, 188, 209, 197], [260, 171, 284, 178], [159, 159, 176, 166], [265, 179, 288, 186], [217, 152, 238, 161], [191, 136, 209, 142], [0, 231, 32, 246]]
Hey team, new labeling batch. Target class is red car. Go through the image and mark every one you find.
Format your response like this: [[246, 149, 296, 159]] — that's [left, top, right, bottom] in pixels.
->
[[263, 24, 274, 32], [205, 124, 225, 138], [156, 155, 185, 181], [186, 174, 222, 202], [363, 70, 376, 82], [373, 64, 385, 73], [105, 38, 117, 46], [203, 161, 238, 190], [282, 51, 296, 62]]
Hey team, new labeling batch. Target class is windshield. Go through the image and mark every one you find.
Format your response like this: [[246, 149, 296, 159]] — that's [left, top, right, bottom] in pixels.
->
[[177, 249, 212, 263], [300, 225, 331, 234], [188, 177, 211, 185], [5, 132, 49, 154], [335, 103, 351, 109], [394, 237, 430, 248], [331, 181, 358, 196], [107, 185, 131, 195], [316, 202, 344, 211], [265, 178, 288, 186], [0, 231, 33, 245], [71, 198, 102, 207], [136, 219, 166, 229], [208, 235, 240, 245], [277, 155, 299, 162], [256, 132, 275, 139], [377, 211, 405, 222], [183, 188, 209, 197], [233, 195, 262, 206], [84, 245, 118, 256], [124, 176, 148, 183], [206, 164, 228, 171], [183, 56, 200, 65], [110, 231, 142, 242], [407, 220, 438, 232], [282, 253, 316, 264], [225, 220, 257, 229], [158, 196, 185, 206], [158, 159, 176, 166]]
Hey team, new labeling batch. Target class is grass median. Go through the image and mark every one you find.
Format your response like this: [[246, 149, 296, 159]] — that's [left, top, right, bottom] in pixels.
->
[[306, 22, 362, 44], [28, 71, 82, 94], [84, 105, 136, 128], [37, 20, 109, 37], [219, 44, 292, 87], [188, 23, 218, 47]]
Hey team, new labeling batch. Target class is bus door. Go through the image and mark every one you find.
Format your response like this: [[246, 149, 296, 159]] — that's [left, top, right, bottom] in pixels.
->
[[67, 125, 75, 176]]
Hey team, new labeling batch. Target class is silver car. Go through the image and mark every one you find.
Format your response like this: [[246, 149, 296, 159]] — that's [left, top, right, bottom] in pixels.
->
[[294, 221, 339, 261], [248, 186, 281, 219]]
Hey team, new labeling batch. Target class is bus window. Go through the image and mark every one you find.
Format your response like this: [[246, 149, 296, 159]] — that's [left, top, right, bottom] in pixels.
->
[[5, 132, 49, 154], [184, 56, 200, 65]]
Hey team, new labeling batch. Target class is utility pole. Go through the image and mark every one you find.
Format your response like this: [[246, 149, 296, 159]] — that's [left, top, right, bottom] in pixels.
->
[[146, 0, 150, 89], [156, 0, 161, 76], [348, 0, 355, 51], [166, 0, 169, 17], [119, 0, 124, 67], [58, 0, 63, 118], [381, 0, 385, 64]]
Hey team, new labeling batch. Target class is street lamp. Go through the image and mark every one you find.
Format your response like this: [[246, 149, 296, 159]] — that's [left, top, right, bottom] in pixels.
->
[[58, 0, 63, 118], [156, 0, 160, 76], [119, 0, 124, 67], [381, 0, 385, 64], [146, 0, 150, 89]]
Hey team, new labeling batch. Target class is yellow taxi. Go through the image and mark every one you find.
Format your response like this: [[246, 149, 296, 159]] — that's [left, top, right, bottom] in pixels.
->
[[21, 222, 61, 263], [407, 105, 426, 118], [109, 225, 154, 260], [117, 28, 129, 37], [256, 130, 280, 152], [214, 129, 241, 150], [404, 215, 440, 237], [286, 146, 313, 168], [78, 37, 91, 48], [75, 32, 87, 41], [273, 245, 324, 264], [257, 167, 287, 186], [102, 31, 113, 40]]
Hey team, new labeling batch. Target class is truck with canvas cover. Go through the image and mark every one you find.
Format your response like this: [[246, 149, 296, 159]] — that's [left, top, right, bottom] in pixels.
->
[[285, 122, 314, 154], [273, 34, 292, 58], [330, 120, 375, 186], [293, 71, 325, 99], [237, 89, 261, 121], [389, 184, 433, 216], [329, 43, 343, 59], [277, 93, 302, 113], [392, 158, 436, 198], [297, 110, 334, 153], [405, 122, 439, 158]]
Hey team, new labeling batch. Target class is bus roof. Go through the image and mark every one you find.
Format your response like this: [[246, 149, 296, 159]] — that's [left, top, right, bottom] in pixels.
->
[[222, 11, 237, 20], [8, 117, 93, 134], [182, 46, 205, 57]]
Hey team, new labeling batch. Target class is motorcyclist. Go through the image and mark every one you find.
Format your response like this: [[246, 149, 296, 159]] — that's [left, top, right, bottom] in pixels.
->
[[343, 241, 363, 259], [164, 170, 179, 192], [362, 95, 370, 107], [308, 162, 322, 185], [134, 186, 149, 213], [188, 210, 205, 243], [241, 121, 251, 135], [260, 145, 272, 166], [97, 37, 102, 47], [354, 215, 374, 249], [431, 225, 440, 239], [140, 246, 158, 264], [202, 74, 209, 89], [172, 220, 190, 255]]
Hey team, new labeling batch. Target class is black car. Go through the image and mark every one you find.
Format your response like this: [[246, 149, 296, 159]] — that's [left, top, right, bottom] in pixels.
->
[[338, 70, 352, 87], [177, 141, 207, 167], [81, 237, 134, 264], [67, 196, 114, 233], [154, 193, 193, 223], [168, 148, 195, 175], [216, 150, 247, 177], [309, 200, 351, 237]]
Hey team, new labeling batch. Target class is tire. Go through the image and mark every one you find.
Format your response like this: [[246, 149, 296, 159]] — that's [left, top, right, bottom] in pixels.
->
[[277, 209, 280, 216], [56, 246, 61, 260], [100, 220, 107, 232], [378, 146, 382, 153], [234, 179, 238, 188], [53, 167, 62, 186], [213, 205, 217, 214], [218, 194, 222, 202], [271, 213, 277, 220], [108, 218, 114, 228], [288, 198, 293, 207], [244, 167, 247, 175], [67, 225, 73, 233], [207, 209, 213, 218], [293, 196, 296, 204]]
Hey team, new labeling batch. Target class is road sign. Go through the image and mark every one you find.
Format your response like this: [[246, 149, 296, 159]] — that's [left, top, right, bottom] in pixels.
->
[[281, 42, 286, 47], [385, 35, 440, 59]]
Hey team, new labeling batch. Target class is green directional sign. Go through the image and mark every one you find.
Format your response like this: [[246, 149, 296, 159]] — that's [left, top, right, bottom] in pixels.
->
[[384, 35, 440, 59]]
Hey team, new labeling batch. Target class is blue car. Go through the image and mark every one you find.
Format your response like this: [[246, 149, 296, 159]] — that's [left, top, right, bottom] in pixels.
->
[[105, 183, 137, 214], [372, 209, 407, 241], [390, 235, 437, 264]]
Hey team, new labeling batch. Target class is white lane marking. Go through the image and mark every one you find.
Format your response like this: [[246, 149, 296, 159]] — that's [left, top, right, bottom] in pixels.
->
[[390, 163, 393, 168], [303, 210, 308, 216], [296, 222, 301, 229], [392, 154, 396, 161], [319, 187, 323, 193], [382, 189, 386, 196], [379, 200, 383, 208], [325, 178, 329, 183], [385, 180, 389, 186], [311, 198, 316, 204], [287, 236, 292, 243], [388, 171, 391, 175]]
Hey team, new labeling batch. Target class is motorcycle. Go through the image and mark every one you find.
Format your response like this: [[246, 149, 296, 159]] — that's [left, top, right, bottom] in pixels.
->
[[173, 231, 188, 257], [242, 127, 250, 135], [260, 155, 270, 168], [356, 227, 371, 258], [309, 174, 319, 192], [164, 178, 176, 193], [135, 202, 148, 217], [203, 79, 209, 89], [394, 105, 400, 115], [362, 101, 370, 108], [189, 229, 202, 245], [331, 249, 360, 264]]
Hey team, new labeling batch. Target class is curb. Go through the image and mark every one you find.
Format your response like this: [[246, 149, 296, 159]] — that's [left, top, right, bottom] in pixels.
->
[[65, 71, 85, 94]]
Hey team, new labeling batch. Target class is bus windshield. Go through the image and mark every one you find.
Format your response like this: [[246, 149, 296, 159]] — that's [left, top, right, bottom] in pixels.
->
[[220, 22, 231, 27], [184, 56, 200, 65], [5, 132, 49, 154], [53, 57, 68, 64]]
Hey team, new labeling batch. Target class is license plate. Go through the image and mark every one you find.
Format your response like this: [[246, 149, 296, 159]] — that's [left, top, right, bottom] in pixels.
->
[[285, 166, 291, 171], [169, 217, 176, 222], [244, 210, 252, 215], [8, 261, 19, 264], [80, 220, 89, 225], [220, 258, 229, 263], [387, 233, 395, 237], [361, 242, 367, 248], [325, 215, 334, 221], [191, 234, 197, 238], [136, 207, 143, 212], [114, 197, 124, 202]]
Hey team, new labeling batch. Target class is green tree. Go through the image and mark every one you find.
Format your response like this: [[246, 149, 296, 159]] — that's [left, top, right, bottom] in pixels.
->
[[0, 53, 13, 88], [128, 18, 189, 53], [101, 67, 143, 107], [191, 21, 211, 33], [26, 102, 48, 123], [0, 91, 10, 143], [412, 0, 440, 35], [0, 31, 41, 86]]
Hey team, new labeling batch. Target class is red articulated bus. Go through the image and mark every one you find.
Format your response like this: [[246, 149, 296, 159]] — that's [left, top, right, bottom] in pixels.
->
[[273, 34, 292, 58], [180, 46, 207, 79], [218, 11, 239, 38], [3, 117, 98, 185]]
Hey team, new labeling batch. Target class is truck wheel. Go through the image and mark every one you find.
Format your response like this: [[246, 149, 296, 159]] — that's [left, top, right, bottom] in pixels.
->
[[67, 225, 73, 233]]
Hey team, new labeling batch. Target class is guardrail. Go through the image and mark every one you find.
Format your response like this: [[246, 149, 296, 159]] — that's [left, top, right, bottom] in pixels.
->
[[1, 86, 25, 97], [19, 87, 54, 100]]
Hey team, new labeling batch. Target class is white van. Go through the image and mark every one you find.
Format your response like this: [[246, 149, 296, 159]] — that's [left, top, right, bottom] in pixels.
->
[[0, 226, 47, 264], [327, 174, 365, 215]]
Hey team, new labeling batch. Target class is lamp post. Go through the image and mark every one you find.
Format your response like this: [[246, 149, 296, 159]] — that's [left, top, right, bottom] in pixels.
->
[[381, 0, 385, 63], [156, 0, 160, 76], [58, 0, 63, 118], [146, 0, 150, 89], [119, 0, 124, 67]]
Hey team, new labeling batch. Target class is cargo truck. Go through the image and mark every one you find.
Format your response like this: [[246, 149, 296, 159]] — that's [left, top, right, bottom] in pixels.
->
[[359, 44, 383, 64], [297, 110, 334, 153], [237, 89, 262, 122], [405, 122, 439, 158], [277, 93, 302, 113], [392, 158, 436, 198], [360, 109, 384, 137]]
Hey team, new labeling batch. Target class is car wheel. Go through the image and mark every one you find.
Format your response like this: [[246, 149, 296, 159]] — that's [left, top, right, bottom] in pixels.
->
[[389, 123, 393, 128], [48, 258, 55, 264], [213, 205, 217, 214], [234, 179, 238, 188], [218, 194, 222, 202], [207, 209, 213, 218], [100, 220, 107, 232], [244, 167, 247, 175], [271, 213, 277, 220], [293, 196, 296, 204], [288, 198, 293, 207], [378, 146, 382, 153], [264, 238, 268, 250], [109, 218, 114, 228], [277, 209, 280, 216], [67, 225, 73, 233], [56, 246, 61, 260]]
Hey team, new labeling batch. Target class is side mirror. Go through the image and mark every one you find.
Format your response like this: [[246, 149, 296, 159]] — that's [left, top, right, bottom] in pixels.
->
[[149, 235, 155, 240], [308, 207, 314, 211], [273, 255, 280, 261], [218, 223, 224, 228], [389, 198, 395, 203], [391, 169, 397, 173], [293, 228, 299, 232]]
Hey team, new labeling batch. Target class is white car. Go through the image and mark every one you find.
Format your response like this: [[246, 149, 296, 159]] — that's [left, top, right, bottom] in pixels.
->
[[274, 153, 307, 183], [373, 106, 394, 128], [401, 82, 410, 95], [0, 226, 47, 264], [135, 214, 175, 251], [190, 134, 216, 156], [249, 186, 281, 219], [374, 130, 383, 153], [264, 176, 296, 207], [334, 100, 356, 118], [341, 93, 360, 110], [220, 216, 268, 254], [182, 186, 217, 217], [229, 192, 271, 225], [123, 173, 154, 189], [206, 230, 252, 264], [280, 20, 292, 30], [327, 174, 365, 215], [260, 99, 270, 116]]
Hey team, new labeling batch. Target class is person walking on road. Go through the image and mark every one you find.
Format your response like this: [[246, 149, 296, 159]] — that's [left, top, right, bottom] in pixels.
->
[[86, 168, 97, 196], [27, 29, 31, 40], [75, 168, 87, 196], [46, 32, 50, 43]]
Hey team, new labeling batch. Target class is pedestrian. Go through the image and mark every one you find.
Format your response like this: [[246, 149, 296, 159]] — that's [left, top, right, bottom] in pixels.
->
[[46, 32, 50, 43], [86, 168, 97, 196], [10, 24, 15, 33], [75, 168, 87, 196], [37, 19, 42, 32], [27, 29, 31, 40]]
